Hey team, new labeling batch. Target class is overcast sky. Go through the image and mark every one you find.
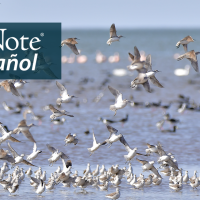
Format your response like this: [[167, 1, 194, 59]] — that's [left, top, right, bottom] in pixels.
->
[[0, 0, 200, 29]]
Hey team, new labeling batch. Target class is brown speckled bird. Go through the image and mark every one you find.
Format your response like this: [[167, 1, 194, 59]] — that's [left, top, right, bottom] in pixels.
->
[[177, 50, 200, 72], [0, 80, 20, 96], [176, 35, 194, 52], [61, 38, 79, 55]]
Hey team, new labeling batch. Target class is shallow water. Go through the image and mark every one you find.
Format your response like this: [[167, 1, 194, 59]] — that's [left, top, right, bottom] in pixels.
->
[[0, 29, 200, 199]]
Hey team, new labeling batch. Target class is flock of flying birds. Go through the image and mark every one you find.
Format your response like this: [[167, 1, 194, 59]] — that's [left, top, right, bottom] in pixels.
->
[[0, 24, 199, 199]]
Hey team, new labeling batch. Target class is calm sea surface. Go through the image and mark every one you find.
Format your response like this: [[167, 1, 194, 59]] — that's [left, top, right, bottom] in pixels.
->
[[0, 29, 200, 199]]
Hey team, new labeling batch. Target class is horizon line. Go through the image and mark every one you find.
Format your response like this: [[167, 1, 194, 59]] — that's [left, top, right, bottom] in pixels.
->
[[62, 27, 200, 30]]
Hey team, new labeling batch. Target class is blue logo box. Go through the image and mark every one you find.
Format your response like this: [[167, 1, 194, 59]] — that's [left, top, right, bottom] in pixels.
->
[[0, 23, 61, 79]]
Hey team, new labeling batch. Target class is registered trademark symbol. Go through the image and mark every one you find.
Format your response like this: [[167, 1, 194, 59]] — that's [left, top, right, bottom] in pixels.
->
[[40, 32, 44, 37]]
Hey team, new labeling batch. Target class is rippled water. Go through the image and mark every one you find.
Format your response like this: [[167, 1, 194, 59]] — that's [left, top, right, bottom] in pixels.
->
[[0, 29, 200, 199]]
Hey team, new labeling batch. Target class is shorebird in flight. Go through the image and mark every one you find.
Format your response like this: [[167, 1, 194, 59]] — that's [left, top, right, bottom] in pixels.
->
[[157, 142, 179, 171], [0, 148, 15, 164], [13, 79, 28, 89], [107, 24, 123, 45], [13, 120, 36, 143], [127, 46, 146, 72], [0, 122, 20, 145], [108, 85, 131, 116], [7, 143, 36, 166], [177, 50, 200, 72], [136, 158, 162, 178], [145, 143, 158, 155], [0, 80, 21, 97], [131, 55, 163, 92], [61, 38, 79, 55], [88, 131, 106, 156], [48, 104, 74, 121], [46, 144, 68, 166], [56, 81, 77, 106], [104, 125, 122, 148], [64, 133, 78, 145], [176, 36, 194, 52], [27, 143, 42, 162], [119, 136, 148, 163]]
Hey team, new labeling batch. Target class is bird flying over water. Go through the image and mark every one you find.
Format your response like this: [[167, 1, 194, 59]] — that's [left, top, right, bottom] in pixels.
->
[[7, 143, 36, 167], [88, 131, 106, 156], [56, 81, 77, 106], [107, 24, 123, 45], [176, 36, 194, 52], [61, 38, 79, 55], [0, 80, 20, 97], [131, 55, 163, 92], [108, 85, 131, 116], [127, 46, 146, 72], [48, 104, 74, 121], [13, 120, 36, 143], [177, 50, 200, 72]]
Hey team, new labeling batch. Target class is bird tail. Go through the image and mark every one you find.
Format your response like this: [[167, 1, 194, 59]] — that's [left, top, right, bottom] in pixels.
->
[[176, 41, 180, 48], [109, 105, 116, 112], [124, 155, 129, 161], [87, 148, 92, 153]]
